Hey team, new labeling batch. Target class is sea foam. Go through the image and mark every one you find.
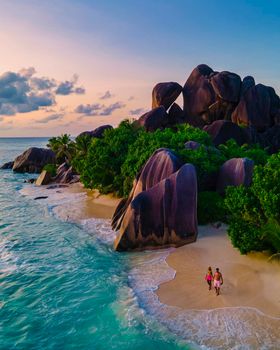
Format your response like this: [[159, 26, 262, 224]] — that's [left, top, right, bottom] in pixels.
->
[[21, 183, 280, 349]]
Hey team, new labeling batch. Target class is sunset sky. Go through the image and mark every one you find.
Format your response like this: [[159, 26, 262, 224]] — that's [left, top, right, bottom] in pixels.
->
[[1, 0, 280, 137]]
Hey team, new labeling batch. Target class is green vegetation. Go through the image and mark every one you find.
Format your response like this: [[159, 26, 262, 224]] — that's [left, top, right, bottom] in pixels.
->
[[197, 191, 226, 224], [218, 139, 269, 165], [225, 152, 280, 254], [77, 120, 141, 195], [121, 124, 216, 195], [43, 163, 57, 177], [47, 120, 279, 256], [47, 134, 76, 164]]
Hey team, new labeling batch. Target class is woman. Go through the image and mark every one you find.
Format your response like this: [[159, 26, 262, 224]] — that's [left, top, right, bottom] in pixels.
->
[[205, 266, 213, 290]]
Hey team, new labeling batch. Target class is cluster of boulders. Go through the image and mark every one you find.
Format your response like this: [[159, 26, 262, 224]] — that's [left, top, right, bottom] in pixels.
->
[[1, 147, 56, 173], [0, 124, 113, 185], [1, 64, 279, 251], [112, 146, 254, 251], [135, 64, 280, 152], [76, 124, 113, 140], [112, 148, 197, 251]]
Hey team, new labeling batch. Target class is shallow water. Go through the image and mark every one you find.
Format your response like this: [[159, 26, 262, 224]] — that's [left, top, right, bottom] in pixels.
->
[[1, 138, 279, 350], [0, 138, 188, 350]]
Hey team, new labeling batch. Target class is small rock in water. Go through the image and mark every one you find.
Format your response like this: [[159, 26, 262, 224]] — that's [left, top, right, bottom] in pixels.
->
[[24, 178, 36, 184], [0, 161, 14, 169], [46, 184, 68, 189], [34, 196, 48, 200]]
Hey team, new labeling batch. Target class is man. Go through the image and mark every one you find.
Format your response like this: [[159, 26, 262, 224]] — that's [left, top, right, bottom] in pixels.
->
[[213, 268, 223, 296]]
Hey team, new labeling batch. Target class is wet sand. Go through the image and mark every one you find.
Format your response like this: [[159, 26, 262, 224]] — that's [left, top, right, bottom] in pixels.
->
[[52, 182, 121, 221], [157, 225, 280, 318]]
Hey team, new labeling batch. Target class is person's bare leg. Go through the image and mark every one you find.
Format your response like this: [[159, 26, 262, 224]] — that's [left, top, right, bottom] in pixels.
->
[[217, 287, 220, 296]]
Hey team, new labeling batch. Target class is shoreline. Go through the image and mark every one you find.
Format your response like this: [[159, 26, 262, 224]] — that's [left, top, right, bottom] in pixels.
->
[[24, 182, 280, 320], [157, 225, 280, 319], [21, 182, 121, 222], [21, 181, 280, 347]]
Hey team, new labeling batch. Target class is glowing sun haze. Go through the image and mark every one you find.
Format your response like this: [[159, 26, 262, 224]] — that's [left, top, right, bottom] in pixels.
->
[[0, 0, 280, 136]]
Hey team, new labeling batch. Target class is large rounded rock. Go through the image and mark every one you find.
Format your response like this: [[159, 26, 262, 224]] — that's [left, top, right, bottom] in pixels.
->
[[256, 125, 280, 153], [207, 99, 236, 123], [35, 170, 52, 186], [167, 103, 185, 125], [112, 148, 183, 231], [152, 82, 182, 110], [0, 161, 14, 169], [216, 157, 254, 194], [203, 120, 249, 146], [210, 71, 241, 103], [13, 148, 55, 173], [241, 76, 255, 96], [76, 125, 113, 140], [267, 86, 280, 121], [185, 141, 202, 150], [183, 64, 215, 122], [114, 163, 198, 251], [137, 106, 169, 132], [54, 162, 79, 184], [232, 84, 272, 130]]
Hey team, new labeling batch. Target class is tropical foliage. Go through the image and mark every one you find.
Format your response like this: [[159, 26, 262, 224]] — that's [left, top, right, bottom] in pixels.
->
[[47, 134, 76, 164], [47, 120, 279, 257], [197, 191, 226, 224], [43, 163, 57, 177], [225, 152, 280, 254]]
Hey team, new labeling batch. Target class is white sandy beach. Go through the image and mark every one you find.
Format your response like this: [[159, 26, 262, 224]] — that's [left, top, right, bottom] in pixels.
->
[[31, 182, 280, 319], [157, 225, 280, 318], [22, 182, 280, 347]]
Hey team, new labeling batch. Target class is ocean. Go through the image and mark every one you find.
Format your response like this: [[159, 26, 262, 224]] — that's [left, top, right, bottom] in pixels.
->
[[0, 138, 188, 350], [1, 138, 279, 350]]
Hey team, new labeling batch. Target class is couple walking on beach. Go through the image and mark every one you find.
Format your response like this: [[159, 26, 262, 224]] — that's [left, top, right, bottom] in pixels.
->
[[205, 267, 223, 296]]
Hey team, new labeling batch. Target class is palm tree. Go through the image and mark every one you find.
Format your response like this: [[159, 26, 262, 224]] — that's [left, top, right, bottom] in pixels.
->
[[47, 134, 76, 164], [74, 134, 92, 157]]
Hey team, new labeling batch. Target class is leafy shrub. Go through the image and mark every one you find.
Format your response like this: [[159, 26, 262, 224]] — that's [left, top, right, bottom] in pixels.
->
[[43, 163, 57, 177], [71, 134, 92, 174], [251, 152, 280, 220], [78, 120, 142, 195], [121, 124, 213, 196], [177, 146, 225, 191], [218, 139, 269, 165], [197, 191, 226, 224], [225, 152, 280, 254]]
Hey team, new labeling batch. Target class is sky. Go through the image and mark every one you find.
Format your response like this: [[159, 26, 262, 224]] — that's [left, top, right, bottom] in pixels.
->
[[0, 0, 280, 137]]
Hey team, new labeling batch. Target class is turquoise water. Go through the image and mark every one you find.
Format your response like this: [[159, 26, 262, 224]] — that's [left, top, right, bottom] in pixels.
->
[[0, 138, 188, 350]]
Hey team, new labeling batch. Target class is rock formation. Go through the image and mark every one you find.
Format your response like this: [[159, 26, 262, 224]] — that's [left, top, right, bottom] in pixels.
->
[[185, 141, 202, 150], [232, 84, 272, 130], [12, 148, 55, 173], [210, 71, 241, 103], [136, 106, 169, 131], [53, 162, 80, 184], [0, 161, 14, 169], [76, 125, 113, 140], [152, 82, 182, 110], [114, 163, 198, 251], [112, 148, 183, 231], [167, 103, 186, 126], [183, 64, 215, 126], [203, 120, 249, 146], [134, 63, 280, 152], [35, 170, 52, 186], [216, 158, 254, 194]]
